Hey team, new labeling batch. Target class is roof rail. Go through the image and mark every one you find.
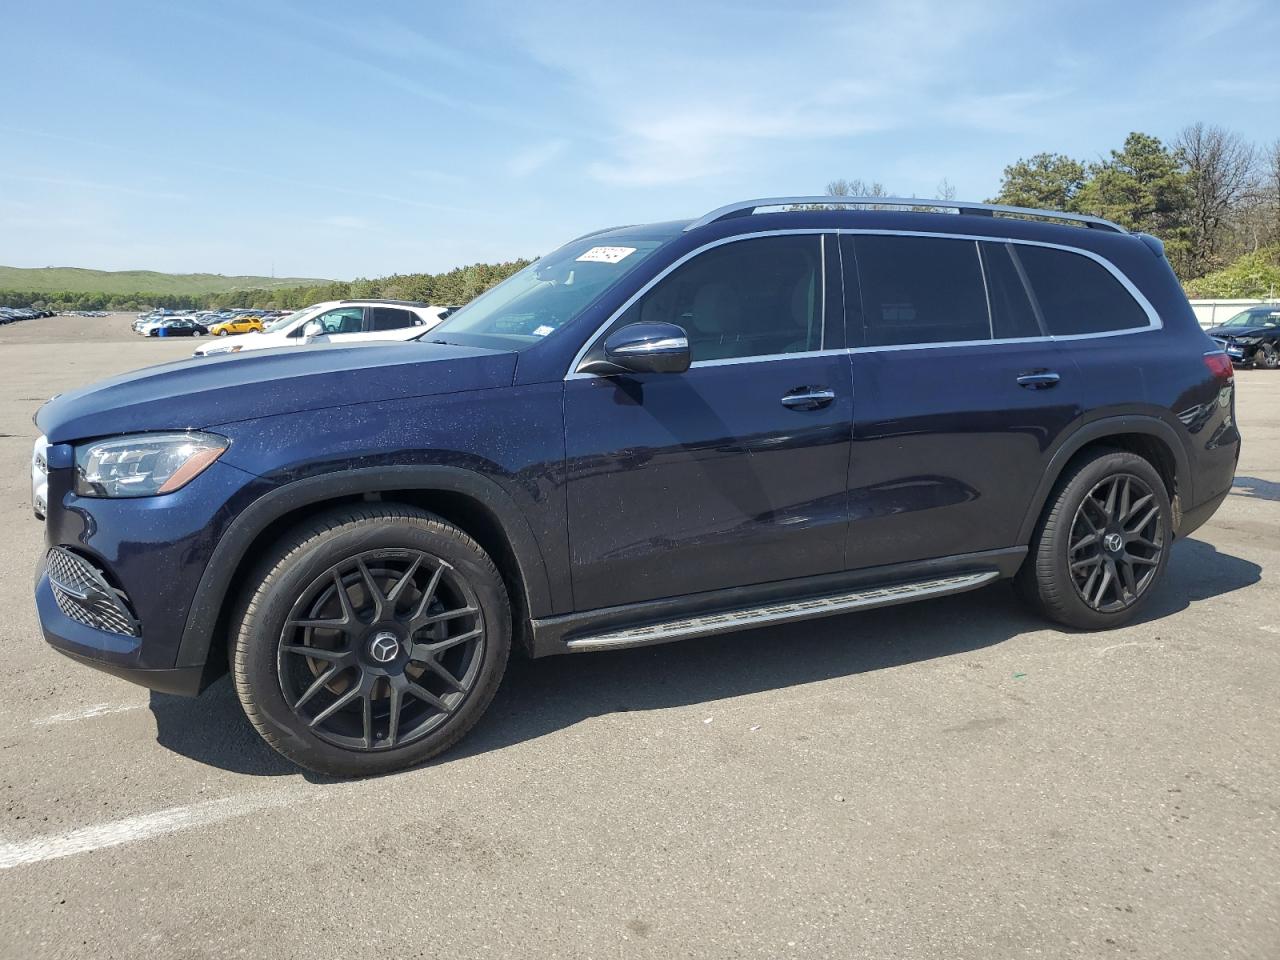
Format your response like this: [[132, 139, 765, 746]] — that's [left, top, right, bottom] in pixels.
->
[[338, 298, 429, 307], [684, 196, 1128, 234]]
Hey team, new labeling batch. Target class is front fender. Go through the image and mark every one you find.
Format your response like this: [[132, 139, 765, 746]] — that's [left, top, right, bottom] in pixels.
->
[[173, 465, 558, 676]]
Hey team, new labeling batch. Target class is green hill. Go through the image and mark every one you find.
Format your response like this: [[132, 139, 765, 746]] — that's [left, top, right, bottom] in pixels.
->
[[0, 265, 333, 296]]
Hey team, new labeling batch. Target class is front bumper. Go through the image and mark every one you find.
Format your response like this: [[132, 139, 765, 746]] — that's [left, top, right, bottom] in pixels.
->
[[35, 553, 206, 696], [32, 456, 271, 697]]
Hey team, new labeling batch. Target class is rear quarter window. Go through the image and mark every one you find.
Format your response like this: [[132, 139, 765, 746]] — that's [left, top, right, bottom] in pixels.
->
[[1015, 245, 1150, 336]]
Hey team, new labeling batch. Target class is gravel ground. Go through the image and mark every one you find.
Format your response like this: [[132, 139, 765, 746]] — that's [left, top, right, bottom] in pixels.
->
[[0, 313, 1276, 959]]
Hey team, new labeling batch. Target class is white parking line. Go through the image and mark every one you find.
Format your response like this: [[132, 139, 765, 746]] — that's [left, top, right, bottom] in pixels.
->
[[0, 789, 303, 870], [31, 702, 146, 726]]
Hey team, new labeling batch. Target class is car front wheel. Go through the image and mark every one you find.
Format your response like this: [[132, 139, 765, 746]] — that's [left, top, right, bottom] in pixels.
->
[[231, 504, 511, 777], [1259, 343, 1279, 369], [1016, 449, 1171, 630]]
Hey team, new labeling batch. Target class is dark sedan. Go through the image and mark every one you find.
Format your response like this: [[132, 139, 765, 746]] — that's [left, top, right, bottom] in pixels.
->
[[148, 319, 208, 337], [1206, 305, 1280, 368]]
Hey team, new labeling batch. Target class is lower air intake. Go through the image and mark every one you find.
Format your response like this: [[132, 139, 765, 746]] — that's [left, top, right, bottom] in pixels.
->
[[45, 547, 140, 638]]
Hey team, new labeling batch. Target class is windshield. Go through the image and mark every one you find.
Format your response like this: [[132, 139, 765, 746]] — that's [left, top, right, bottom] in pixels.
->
[[426, 237, 666, 350], [264, 307, 313, 333], [1223, 309, 1280, 328]]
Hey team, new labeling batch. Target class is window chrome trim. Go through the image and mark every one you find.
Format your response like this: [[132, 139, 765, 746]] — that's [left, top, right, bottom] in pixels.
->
[[565, 227, 1161, 379]]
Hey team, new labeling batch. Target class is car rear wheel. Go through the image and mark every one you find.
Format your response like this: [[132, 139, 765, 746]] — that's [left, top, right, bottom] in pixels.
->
[[231, 504, 511, 777], [1015, 449, 1171, 630]]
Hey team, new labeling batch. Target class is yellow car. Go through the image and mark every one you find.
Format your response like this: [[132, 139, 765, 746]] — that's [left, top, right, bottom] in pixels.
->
[[208, 316, 264, 336]]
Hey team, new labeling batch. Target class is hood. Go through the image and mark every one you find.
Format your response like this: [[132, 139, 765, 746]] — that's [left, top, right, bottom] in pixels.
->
[[195, 331, 263, 353], [1206, 324, 1270, 338], [36, 340, 517, 443]]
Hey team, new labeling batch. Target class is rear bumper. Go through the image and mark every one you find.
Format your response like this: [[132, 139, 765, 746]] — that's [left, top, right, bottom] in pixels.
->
[[35, 560, 206, 697]]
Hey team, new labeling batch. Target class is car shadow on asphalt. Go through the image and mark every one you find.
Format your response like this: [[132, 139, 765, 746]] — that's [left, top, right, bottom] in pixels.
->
[[147, 536, 1260, 780], [1230, 475, 1280, 502]]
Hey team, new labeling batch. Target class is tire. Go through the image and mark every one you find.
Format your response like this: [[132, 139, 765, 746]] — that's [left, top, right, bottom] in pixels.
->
[[1015, 449, 1172, 630], [231, 504, 511, 777], [216, 329, 229, 336], [1260, 343, 1280, 370]]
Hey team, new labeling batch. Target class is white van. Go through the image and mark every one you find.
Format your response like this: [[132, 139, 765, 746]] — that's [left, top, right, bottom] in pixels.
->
[[193, 300, 449, 357]]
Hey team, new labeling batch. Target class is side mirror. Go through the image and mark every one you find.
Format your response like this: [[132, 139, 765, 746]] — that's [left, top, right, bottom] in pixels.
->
[[583, 322, 691, 375], [302, 321, 323, 340]]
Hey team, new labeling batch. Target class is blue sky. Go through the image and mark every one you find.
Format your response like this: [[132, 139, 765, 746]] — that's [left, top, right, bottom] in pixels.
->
[[2, 0, 1277, 280]]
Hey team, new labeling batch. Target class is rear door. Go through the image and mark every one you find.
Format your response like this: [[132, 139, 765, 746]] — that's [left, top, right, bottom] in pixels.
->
[[362, 306, 424, 341], [841, 232, 1082, 569], [563, 232, 852, 610]]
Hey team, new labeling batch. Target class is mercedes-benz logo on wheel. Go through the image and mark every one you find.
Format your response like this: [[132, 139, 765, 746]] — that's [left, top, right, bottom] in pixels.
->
[[369, 632, 400, 664], [1103, 532, 1124, 553]]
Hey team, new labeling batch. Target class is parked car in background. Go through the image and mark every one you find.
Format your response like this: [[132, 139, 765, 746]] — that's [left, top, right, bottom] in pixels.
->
[[1205, 304, 1280, 368], [32, 196, 1239, 776], [147, 318, 207, 337], [138, 315, 194, 336], [0, 306, 50, 323], [207, 315, 265, 337], [193, 299, 447, 356]]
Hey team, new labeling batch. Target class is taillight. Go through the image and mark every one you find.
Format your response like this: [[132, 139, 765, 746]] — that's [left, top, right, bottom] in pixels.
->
[[1203, 351, 1234, 381]]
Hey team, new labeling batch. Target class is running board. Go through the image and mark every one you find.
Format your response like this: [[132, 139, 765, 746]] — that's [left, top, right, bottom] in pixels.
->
[[563, 570, 1000, 652]]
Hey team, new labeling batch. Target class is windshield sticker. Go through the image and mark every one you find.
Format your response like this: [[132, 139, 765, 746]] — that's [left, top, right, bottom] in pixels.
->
[[532, 324, 555, 337], [576, 246, 636, 264]]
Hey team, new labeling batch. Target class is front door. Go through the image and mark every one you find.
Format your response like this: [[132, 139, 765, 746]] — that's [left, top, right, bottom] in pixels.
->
[[563, 232, 852, 611], [308, 305, 367, 344], [841, 232, 1082, 569]]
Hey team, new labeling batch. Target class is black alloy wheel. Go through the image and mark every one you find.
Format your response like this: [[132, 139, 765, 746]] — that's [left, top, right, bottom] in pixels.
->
[[232, 504, 511, 776], [278, 548, 486, 751], [1067, 473, 1164, 613], [1260, 343, 1280, 370], [1016, 448, 1172, 629]]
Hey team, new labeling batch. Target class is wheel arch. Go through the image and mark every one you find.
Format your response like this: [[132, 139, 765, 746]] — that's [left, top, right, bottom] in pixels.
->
[[1016, 416, 1191, 546], [175, 466, 554, 686]]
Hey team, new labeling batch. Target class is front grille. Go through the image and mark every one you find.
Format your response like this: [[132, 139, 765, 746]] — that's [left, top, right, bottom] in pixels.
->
[[45, 547, 140, 638]]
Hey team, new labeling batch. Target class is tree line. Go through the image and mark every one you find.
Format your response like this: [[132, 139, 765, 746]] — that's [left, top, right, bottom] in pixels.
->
[[826, 124, 1280, 298], [0, 258, 532, 313]]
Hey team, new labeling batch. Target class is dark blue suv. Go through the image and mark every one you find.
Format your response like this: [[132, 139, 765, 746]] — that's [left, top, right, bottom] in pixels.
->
[[32, 197, 1240, 775]]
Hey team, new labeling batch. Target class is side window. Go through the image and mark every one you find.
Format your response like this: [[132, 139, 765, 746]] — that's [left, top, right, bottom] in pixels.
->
[[1014, 245, 1149, 335], [368, 307, 415, 331], [980, 242, 1042, 339], [315, 307, 364, 334], [852, 236, 990, 346], [620, 234, 823, 362]]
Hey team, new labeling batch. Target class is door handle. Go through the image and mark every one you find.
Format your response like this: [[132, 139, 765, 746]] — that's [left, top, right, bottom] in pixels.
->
[[1016, 371, 1060, 390], [781, 387, 836, 410]]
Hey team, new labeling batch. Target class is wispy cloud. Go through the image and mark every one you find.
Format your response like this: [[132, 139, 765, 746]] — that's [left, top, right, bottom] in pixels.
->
[[316, 215, 375, 230], [0, 172, 186, 202], [507, 140, 568, 178], [502, 0, 1033, 187]]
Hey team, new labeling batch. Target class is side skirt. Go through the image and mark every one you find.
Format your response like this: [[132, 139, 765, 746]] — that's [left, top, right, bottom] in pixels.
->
[[529, 546, 1024, 657]]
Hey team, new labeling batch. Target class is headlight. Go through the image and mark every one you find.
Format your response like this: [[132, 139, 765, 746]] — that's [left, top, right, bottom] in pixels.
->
[[74, 432, 228, 498]]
